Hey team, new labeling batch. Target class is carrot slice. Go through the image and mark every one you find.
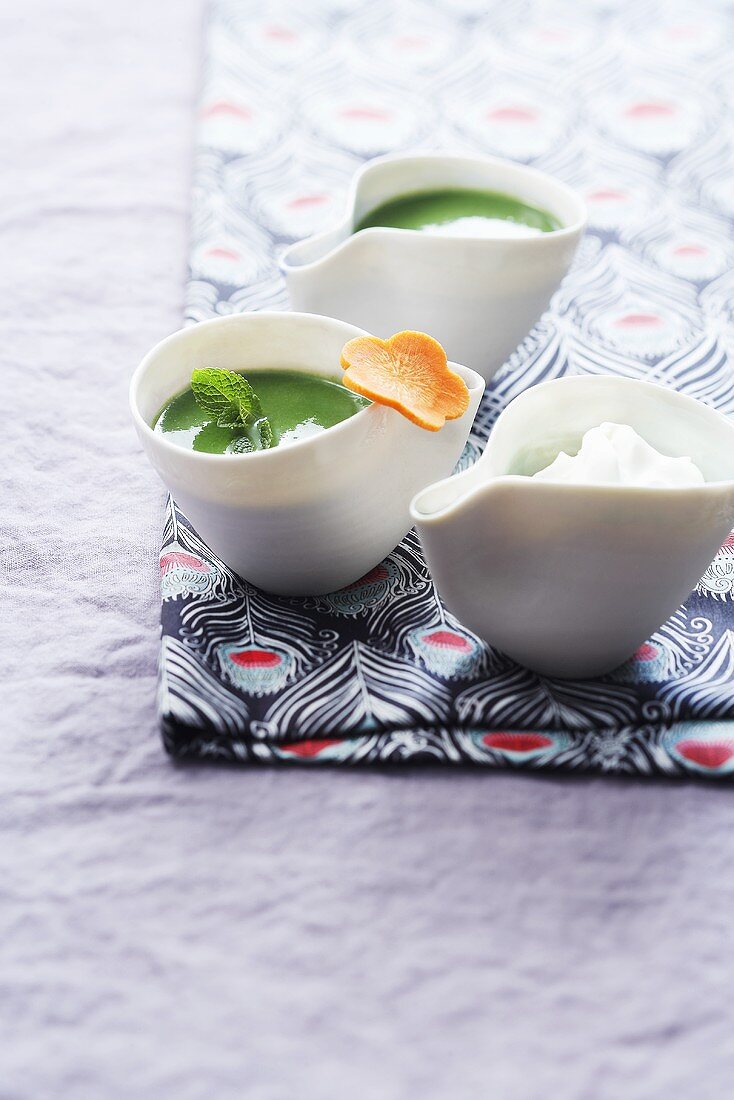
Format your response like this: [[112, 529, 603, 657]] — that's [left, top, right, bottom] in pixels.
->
[[339, 330, 470, 431]]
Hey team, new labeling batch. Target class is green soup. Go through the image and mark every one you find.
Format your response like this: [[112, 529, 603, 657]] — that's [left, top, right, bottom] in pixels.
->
[[154, 369, 369, 454], [354, 187, 562, 237]]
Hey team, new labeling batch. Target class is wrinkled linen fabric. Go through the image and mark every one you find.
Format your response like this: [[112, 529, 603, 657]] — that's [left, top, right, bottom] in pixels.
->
[[4, 3, 734, 1100], [160, 0, 734, 776]]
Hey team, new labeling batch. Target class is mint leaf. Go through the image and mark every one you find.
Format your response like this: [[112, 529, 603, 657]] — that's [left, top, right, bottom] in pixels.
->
[[191, 368, 273, 443], [235, 380, 262, 424], [231, 434, 255, 454], [254, 416, 273, 450], [192, 368, 262, 429], [229, 419, 272, 454], [192, 423, 238, 453]]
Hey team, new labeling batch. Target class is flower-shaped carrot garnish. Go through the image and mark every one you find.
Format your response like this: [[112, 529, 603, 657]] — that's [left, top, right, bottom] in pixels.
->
[[339, 330, 470, 431]]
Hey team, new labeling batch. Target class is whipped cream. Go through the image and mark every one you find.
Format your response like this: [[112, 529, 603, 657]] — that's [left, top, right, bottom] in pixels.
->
[[532, 422, 705, 488]]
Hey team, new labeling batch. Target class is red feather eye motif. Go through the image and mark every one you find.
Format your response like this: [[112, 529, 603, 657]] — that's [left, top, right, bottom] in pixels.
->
[[483, 733, 554, 753], [675, 740, 734, 770]]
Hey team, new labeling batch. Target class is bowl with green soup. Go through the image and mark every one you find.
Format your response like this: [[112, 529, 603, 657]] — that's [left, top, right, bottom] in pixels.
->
[[130, 312, 484, 595], [280, 153, 586, 382]]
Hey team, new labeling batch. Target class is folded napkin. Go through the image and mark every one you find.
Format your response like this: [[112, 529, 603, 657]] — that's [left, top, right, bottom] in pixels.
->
[[161, 0, 734, 777]]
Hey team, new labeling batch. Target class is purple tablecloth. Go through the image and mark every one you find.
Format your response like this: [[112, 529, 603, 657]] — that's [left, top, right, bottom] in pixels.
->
[[3, 2, 734, 1097]]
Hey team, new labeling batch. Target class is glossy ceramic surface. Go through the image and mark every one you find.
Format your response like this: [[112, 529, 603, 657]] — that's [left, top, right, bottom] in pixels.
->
[[280, 153, 586, 382], [131, 312, 484, 595], [411, 376, 734, 678]]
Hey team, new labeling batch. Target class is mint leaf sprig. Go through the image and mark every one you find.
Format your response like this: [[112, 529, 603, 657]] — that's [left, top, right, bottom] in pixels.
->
[[191, 368, 273, 450]]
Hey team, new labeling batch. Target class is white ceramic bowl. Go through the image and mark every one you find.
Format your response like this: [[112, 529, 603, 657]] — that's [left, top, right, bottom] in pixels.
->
[[411, 376, 734, 679], [130, 312, 485, 595], [281, 153, 587, 382]]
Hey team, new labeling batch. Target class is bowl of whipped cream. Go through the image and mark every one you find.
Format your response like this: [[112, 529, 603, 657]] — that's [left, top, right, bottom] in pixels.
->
[[411, 375, 734, 678]]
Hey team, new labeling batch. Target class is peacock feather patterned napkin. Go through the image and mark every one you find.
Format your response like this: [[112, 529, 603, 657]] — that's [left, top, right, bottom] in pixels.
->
[[160, 0, 734, 777]]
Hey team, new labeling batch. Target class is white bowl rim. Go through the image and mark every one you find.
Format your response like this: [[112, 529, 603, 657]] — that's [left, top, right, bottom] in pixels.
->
[[279, 151, 588, 274], [351, 151, 588, 238], [129, 311, 484, 466], [409, 373, 734, 522]]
